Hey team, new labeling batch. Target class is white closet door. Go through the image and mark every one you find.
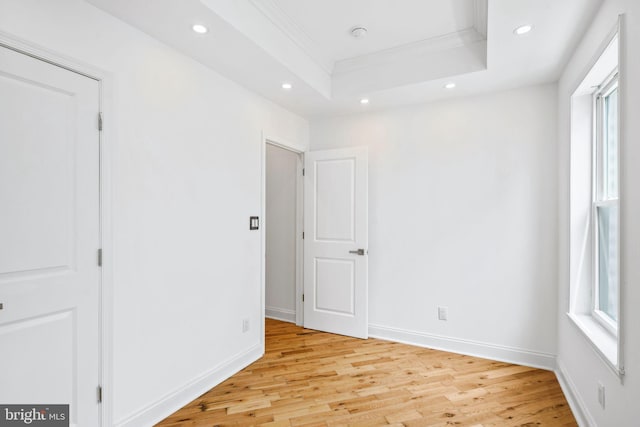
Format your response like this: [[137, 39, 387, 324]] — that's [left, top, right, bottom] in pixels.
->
[[0, 45, 101, 426]]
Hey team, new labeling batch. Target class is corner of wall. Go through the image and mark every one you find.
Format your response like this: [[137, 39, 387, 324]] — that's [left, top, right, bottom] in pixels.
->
[[555, 358, 596, 427], [114, 344, 262, 427]]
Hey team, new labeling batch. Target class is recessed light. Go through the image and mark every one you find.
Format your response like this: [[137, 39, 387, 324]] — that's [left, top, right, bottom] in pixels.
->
[[444, 82, 456, 89], [514, 25, 533, 35], [351, 27, 368, 39], [360, 98, 370, 105], [192, 24, 208, 34], [281, 83, 293, 90]]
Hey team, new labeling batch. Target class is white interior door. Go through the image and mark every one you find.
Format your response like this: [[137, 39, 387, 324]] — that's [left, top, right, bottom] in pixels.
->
[[0, 45, 101, 426], [303, 147, 368, 338]]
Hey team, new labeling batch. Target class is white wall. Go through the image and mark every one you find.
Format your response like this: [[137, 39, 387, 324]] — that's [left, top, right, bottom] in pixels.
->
[[557, 0, 640, 425], [0, 0, 309, 425], [310, 84, 559, 368], [265, 144, 298, 323]]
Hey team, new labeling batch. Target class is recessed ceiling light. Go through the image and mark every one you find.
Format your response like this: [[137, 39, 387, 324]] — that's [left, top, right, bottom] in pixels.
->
[[360, 98, 370, 105], [514, 25, 533, 35], [444, 82, 456, 89], [192, 24, 208, 34], [351, 27, 368, 39], [282, 83, 293, 90]]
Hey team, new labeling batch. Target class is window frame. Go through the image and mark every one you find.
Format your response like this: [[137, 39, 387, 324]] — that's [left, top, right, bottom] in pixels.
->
[[591, 70, 619, 336], [568, 21, 624, 378]]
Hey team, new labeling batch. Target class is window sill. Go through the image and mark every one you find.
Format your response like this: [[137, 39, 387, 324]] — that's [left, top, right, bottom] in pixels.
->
[[567, 312, 624, 378]]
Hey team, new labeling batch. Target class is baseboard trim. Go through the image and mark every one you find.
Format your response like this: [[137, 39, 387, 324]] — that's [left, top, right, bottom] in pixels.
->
[[114, 344, 263, 427], [368, 323, 556, 371], [266, 306, 296, 323], [555, 359, 595, 427]]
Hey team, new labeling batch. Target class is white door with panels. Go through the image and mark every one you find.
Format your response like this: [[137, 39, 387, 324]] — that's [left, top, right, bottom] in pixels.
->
[[303, 147, 368, 339], [0, 45, 101, 426]]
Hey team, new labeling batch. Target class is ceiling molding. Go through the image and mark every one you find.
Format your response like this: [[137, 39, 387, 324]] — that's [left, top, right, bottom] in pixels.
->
[[332, 38, 487, 97], [86, 0, 603, 116], [333, 28, 485, 76], [248, 0, 334, 75], [473, 0, 489, 38]]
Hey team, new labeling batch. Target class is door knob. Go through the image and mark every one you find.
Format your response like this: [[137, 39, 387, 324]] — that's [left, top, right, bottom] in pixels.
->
[[349, 249, 366, 256]]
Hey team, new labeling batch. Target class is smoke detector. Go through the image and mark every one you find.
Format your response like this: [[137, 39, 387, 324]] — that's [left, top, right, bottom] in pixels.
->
[[350, 26, 368, 39]]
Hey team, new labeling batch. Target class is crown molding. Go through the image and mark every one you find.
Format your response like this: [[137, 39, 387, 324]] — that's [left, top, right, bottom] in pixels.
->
[[333, 27, 486, 76], [248, 0, 488, 83], [248, 0, 334, 74]]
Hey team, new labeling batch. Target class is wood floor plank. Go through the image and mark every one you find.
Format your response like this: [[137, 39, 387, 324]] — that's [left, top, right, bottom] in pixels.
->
[[155, 319, 576, 426]]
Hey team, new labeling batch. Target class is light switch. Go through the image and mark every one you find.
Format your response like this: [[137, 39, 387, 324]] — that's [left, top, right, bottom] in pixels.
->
[[250, 216, 259, 230]]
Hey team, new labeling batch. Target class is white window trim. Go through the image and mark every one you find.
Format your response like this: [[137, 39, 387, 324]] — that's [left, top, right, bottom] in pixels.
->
[[567, 312, 620, 375], [593, 308, 617, 335], [567, 17, 625, 379], [593, 72, 618, 202], [591, 72, 619, 336]]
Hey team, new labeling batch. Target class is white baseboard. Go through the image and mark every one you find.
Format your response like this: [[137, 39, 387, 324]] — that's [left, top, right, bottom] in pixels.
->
[[114, 344, 263, 427], [555, 359, 595, 427], [368, 323, 556, 371], [265, 306, 296, 323]]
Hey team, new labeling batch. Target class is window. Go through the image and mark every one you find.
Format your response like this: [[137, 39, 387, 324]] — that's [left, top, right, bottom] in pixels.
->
[[569, 30, 622, 374], [593, 72, 619, 333]]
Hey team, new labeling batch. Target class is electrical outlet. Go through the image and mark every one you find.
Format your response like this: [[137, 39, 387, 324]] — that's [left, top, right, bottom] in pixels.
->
[[438, 306, 448, 321], [242, 318, 250, 333], [597, 382, 605, 409]]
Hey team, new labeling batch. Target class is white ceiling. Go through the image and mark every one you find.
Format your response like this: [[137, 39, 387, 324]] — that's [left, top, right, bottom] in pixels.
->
[[86, 0, 602, 118], [269, 0, 478, 62]]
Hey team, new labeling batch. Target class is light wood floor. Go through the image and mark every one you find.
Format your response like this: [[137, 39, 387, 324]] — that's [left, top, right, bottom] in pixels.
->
[[156, 319, 576, 426]]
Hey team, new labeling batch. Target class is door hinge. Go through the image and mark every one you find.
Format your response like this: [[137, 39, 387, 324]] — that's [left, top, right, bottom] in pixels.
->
[[97, 385, 103, 403], [302, 168, 305, 176], [302, 232, 305, 239], [97, 249, 103, 267], [302, 294, 305, 302], [98, 112, 103, 131]]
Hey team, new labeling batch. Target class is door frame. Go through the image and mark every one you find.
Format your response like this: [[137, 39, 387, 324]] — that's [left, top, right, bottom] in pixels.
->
[[0, 31, 114, 427], [260, 134, 305, 347]]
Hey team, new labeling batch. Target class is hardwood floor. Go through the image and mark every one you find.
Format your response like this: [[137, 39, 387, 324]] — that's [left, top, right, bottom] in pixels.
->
[[156, 319, 576, 426]]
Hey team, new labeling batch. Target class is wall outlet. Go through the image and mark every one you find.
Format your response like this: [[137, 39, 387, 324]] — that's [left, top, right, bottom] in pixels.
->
[[438, 306, 448, 321], [597, 382, 605, 409], [242, 318, 250, 333]]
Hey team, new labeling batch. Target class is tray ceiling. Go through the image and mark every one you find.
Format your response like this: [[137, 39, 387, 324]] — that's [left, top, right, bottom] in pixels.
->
[[86, 0, 602, 117]]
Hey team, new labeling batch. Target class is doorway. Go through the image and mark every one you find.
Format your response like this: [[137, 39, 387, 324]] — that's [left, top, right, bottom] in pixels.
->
[[261, 137, 369, 344], [264, 141, 304, 327]]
